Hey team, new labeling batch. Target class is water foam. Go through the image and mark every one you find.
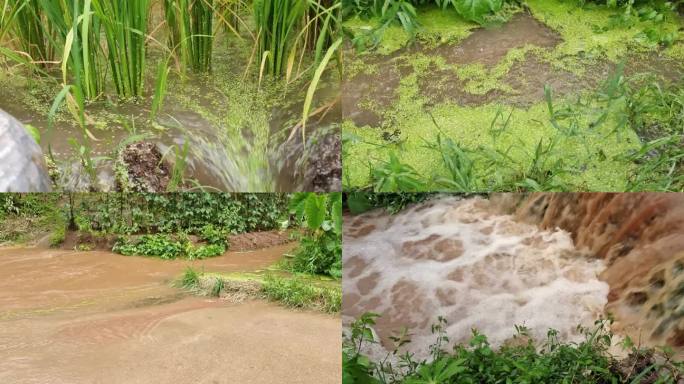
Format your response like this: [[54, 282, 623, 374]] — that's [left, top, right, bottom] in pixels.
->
[[343, 196, 609, 361]]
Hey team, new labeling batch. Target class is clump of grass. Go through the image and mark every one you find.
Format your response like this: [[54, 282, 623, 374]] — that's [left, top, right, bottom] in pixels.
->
[[210, 277, 224, 297], [262, 274, 341, 313], [179, 267, 201, 290]]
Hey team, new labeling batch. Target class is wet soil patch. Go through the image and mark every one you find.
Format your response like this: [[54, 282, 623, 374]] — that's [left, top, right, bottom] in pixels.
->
[[228, 230, 293, 252], [119, 142, 171, 192], [427, 12, 562, 67], [502, 55, 611, 107], [418, 64, 503, 106], [343, 66, 402, 127]]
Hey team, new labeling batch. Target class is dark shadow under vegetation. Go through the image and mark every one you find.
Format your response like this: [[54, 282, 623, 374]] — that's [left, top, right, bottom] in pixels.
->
[[344, 313, 684, 384]]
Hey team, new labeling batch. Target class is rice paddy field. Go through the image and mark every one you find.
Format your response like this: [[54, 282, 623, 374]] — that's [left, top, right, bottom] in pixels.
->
[[0, 0, 341, 192], [342, 0, 684, 192]]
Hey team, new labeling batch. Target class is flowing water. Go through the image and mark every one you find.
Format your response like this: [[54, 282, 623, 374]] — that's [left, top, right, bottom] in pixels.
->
[[343, 194, 684, 362], [0, 244, 341, 383], [343, 196, 609, 361]]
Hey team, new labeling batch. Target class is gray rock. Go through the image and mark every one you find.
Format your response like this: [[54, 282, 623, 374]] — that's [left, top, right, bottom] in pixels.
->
[[0, 109, 52, 192]]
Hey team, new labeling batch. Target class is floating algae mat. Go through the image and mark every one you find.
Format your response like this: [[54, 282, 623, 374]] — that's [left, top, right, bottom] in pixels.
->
[[342, 1, 684, 191]]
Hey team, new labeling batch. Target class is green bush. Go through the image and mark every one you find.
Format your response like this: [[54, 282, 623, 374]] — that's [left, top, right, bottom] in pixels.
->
[[343, 314, 684, 383], [199, 224, 229, 247], [290, 233, 342, 277], [112, 234, 187, 259], [49, 225, 66, 247], [187, 243, 226, 260], [288, 193, 342, 278]]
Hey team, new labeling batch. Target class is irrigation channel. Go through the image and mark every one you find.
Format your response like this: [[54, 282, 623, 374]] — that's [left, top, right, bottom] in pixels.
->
[[0, 239, 341, 383], [343, 193, 684, 362]]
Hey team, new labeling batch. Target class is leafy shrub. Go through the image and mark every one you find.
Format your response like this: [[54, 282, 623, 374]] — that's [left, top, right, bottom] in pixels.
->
[[288, 193, 342, 277], [199, 224, 229, 247], [343, 313, 684, 383], [113, 234, 187, 260], [291, 232, 342, 277], [187, 244, 226, 260], [49, 225, 66, 247]]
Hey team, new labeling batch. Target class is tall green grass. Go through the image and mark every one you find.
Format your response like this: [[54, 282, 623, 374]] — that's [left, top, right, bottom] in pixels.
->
[[2, 0, 54, 65], [164, 0, 215, 73], [93, 0, 151, 98], [254, 0, 340, 80]]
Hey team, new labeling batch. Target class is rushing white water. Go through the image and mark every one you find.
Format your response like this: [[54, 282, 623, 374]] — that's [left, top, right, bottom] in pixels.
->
[[343, 196, 609, 361]]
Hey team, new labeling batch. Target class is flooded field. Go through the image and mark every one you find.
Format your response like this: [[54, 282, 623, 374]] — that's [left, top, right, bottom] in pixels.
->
[[342, 1, 684, 191], [0, 2, 342, 192], [343, 193, 684, 362], [0, 243, 341, 383]]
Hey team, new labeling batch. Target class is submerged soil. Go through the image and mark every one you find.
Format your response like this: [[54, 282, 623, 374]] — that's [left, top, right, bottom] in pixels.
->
[[0, 242, 341, 383]]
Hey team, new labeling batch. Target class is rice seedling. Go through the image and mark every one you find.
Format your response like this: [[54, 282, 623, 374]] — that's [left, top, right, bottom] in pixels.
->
[[2, 0, 54, 66], [254, 0, 340, 79], [92, 0, 151, 98], [164, 0, 215, 73]]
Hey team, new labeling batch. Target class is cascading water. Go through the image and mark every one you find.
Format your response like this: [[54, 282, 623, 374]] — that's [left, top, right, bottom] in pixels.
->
[[343, 196, 610, 361], [514, 193, 684, 351]]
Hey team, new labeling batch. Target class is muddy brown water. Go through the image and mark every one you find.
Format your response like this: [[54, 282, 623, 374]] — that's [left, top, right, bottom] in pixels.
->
[[343, 193, 684, 361], [0, 244, 341, 383]]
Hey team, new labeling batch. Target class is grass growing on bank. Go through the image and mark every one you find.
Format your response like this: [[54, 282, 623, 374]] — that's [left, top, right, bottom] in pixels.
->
[[344, 313, 684, 383], [179, 268, 341, 314]]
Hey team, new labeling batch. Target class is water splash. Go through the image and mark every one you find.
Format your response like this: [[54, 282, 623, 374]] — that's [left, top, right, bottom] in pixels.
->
[[343, 196, 609, 361]]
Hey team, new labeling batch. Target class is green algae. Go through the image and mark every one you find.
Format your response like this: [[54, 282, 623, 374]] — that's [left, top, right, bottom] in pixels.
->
[[343, 0, 684, 191]]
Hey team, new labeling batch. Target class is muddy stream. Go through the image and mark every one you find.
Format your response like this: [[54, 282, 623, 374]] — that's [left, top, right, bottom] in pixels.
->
[[343, 194, 684, 361], [0, 243, 341, 383]]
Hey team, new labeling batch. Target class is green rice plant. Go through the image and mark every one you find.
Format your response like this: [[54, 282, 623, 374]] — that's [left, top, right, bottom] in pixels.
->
[[2, 0, 54, 65], [92, 0, 151, 99], [39, 0, 106, 101], [253, 0, 308, 78], [164, 0, 215, 73], [254, 0, 340, 79]]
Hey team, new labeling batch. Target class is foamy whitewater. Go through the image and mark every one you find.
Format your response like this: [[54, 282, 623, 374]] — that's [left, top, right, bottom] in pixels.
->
[[343, 196, 609, 361]]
